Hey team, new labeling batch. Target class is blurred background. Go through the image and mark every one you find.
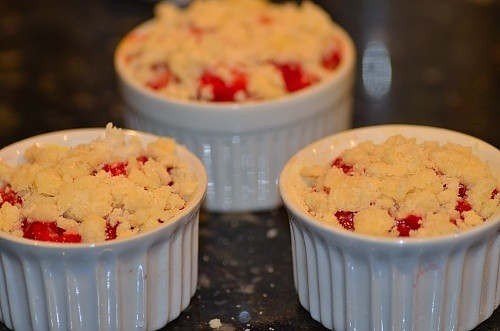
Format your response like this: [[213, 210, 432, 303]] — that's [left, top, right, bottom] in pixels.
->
[[0, 0, 498, 149], [0, 0, 498, 330]]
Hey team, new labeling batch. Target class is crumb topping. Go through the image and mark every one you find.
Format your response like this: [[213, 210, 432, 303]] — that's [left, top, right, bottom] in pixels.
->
[[0, 124, 197, 243], [299, 135, 499, 238], [118, 0, 343, 102]]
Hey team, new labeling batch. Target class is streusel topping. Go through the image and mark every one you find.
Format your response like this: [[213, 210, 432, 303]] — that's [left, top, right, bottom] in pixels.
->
[[0, 124, 197, 243], [117, 0, 344, 102], [299, 135, 499, 238]]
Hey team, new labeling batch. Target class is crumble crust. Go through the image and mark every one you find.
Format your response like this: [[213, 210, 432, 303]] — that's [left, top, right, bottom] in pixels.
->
[[118, 0, 343, 101], [299, 135, 499, 237], [0, 124, 197, 243]]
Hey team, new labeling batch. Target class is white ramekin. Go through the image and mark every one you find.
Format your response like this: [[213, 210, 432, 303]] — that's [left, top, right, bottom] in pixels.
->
[[114, 19, 356, 212], [279, 125, 500, 331], [0, 128, 207, 331]]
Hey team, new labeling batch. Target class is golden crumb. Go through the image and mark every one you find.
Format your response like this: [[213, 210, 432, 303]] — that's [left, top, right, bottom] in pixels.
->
[[300, 135, 499, 238], [119, 0, 342, 101], [0, 124, 197, 243]]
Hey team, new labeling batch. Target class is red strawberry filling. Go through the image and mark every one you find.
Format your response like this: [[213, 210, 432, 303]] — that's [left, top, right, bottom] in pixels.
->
[[0, 184, 22, 207], [273, 61, 318, 93], [455, 200, 472, 214], [396, 215, 421, 237], [136, 155, 149, 165], [105, 220, 119, 241], [455, 183, 472, 220], [102, 162, 128, 177], [100, 155, 150, 177], [331, 157, 353, 174], [335, 211, 355, 230], [198, 70, 248, 102], [458, 183, 467, 198], [22, 219, 82, 243], [321, 44, 342, 70], [491, 189, 498, 199]]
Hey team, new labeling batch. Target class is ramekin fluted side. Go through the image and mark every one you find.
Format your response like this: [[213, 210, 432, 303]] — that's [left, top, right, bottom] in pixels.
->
[[0, 213, 199, 331], [125, 95, 352, 212], [289, 216, 500, 331], [0, 128, 207, 331]]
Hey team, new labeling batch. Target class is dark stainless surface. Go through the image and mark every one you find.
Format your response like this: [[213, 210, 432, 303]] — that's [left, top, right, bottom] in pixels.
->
[[0, 0, 498, 330]]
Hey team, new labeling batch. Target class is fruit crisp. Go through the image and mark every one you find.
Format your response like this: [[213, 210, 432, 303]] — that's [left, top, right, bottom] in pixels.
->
[[118, 0, 343, 102], [299, 135, 499, 237], [0, 124, 197, 243]]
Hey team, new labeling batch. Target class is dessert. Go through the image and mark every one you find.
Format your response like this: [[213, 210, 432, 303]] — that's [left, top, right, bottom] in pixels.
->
[[0, 124, 197, 243], [117, 0, 344, 102], [299, 135, 499, 237], [280, 126, 500, 330], [115, 0, 356, 212], [0, 127, 206, 330]]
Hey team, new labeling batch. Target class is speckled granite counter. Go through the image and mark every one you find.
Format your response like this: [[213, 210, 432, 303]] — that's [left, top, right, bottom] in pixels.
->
[[0, 0, 498, 330]]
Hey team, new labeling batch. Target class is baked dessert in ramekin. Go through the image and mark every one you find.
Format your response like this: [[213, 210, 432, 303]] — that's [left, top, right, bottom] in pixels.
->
[[279, 125, 499, 330], [115, 0, 356, 212], [0, 125, 207, 330]]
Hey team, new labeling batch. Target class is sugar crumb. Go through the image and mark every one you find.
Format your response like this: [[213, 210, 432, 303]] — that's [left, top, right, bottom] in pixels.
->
[[209, 318, 222, 329]]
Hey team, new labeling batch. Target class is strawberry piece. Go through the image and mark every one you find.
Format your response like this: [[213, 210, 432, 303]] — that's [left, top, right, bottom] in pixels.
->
[[22, 219, 81, 243], [491, 189, 499, 199], [455, 183, 473, 218], [102, 162, 128, 177], [332, 157, 353, 174], [105, 220, 119, 241], [164, 166, 174, 186], [458, 183, 468, 198], [146, 63, 175, 90], [455, 200, 472, 214], [136, 155, 149, 165], [335, 211, 355, 230], [198, 70, 248, 102], [396, 215, 421, 237], [0, 184, 22, 207], [273, 61, 318, 92], [321, 47, 341, 70]]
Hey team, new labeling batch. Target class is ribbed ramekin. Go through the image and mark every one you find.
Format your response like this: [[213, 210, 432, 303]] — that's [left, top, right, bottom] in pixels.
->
[[114, 20, 356, 213], [279, 125, 500, 331], [0, 128, 207, 331]]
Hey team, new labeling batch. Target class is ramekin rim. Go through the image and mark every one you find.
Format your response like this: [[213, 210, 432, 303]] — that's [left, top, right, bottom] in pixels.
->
[[279, 124, 500, 247], [113, 18, 356, 113], [0, 127, 208, 250]]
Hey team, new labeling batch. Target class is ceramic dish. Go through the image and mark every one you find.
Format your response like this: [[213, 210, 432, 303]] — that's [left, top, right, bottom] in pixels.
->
[[114, 12, 356, 212], [279, 125, 500, 331], [0, 128, 207, 331]]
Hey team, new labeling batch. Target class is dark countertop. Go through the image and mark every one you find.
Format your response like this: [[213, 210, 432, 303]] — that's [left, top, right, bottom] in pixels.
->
[[0, 0, 498, 330]]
